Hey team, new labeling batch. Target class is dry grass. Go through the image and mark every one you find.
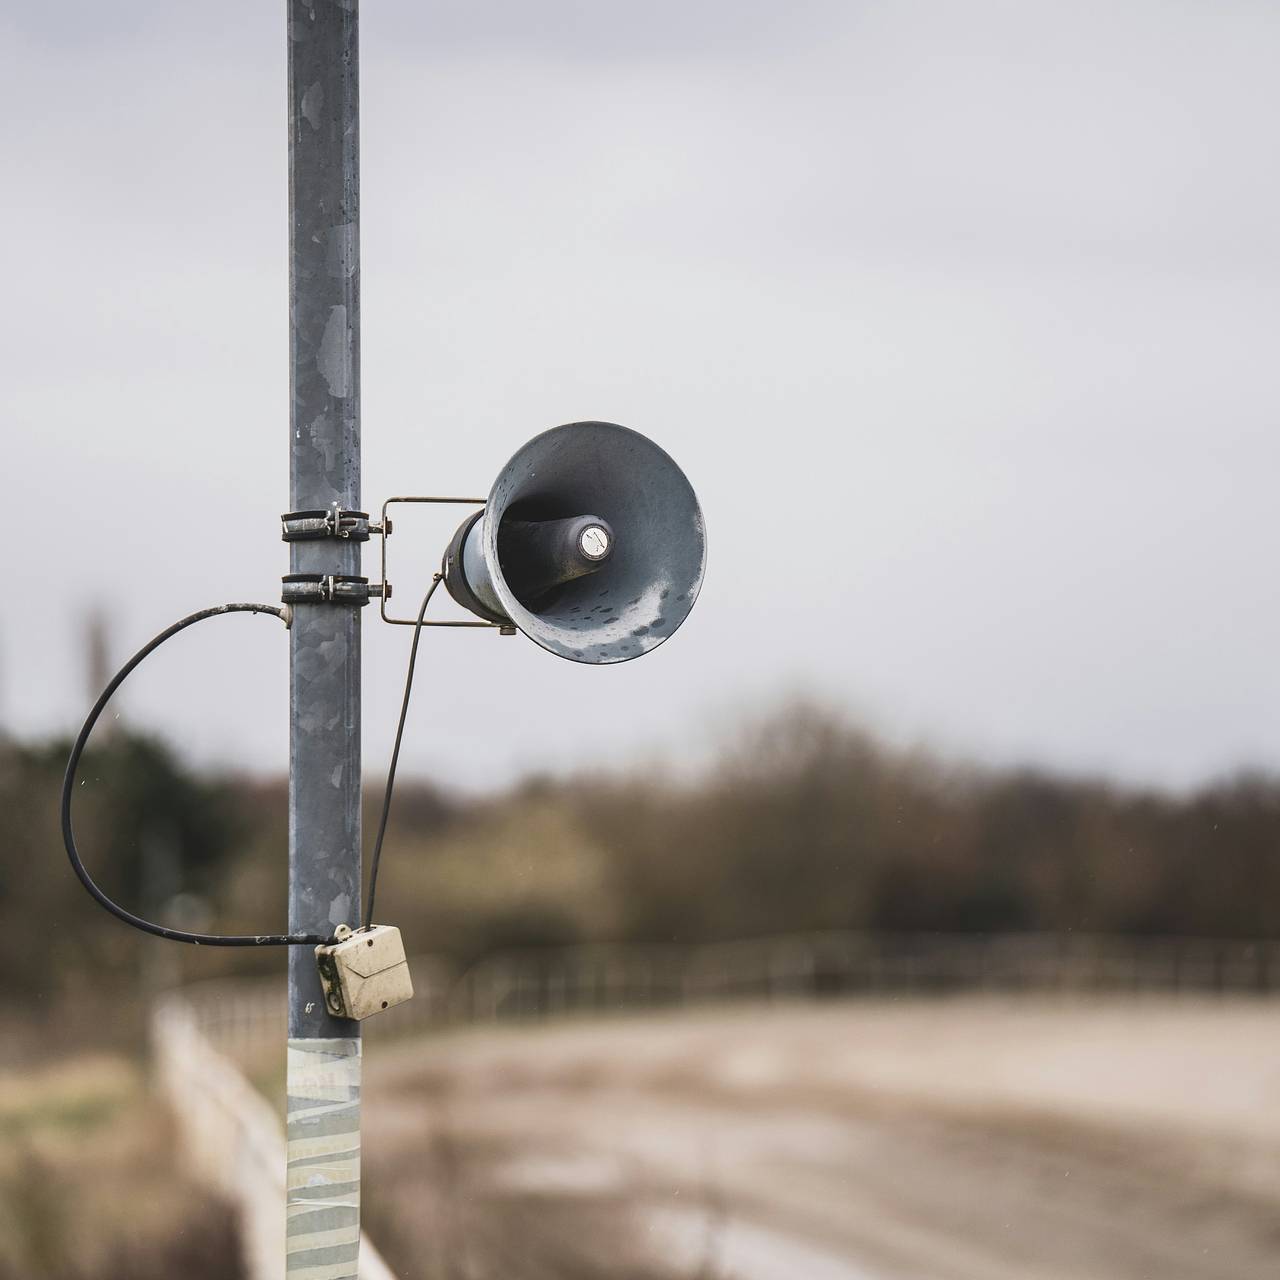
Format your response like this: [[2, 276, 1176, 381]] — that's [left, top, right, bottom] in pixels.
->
[[0, 1052, 243, 1280]]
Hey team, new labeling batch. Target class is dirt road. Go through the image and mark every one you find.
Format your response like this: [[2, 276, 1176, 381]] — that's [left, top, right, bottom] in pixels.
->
[[362, 998, 1280, 1280]]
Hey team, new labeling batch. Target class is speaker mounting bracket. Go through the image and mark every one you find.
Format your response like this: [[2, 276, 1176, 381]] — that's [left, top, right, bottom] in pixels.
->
[[377, 496, 507, 630]]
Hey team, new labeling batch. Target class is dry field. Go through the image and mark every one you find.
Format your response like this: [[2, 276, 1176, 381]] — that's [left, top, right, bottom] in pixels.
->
[[362, 997, 1280, 1280], [0, 1051, 241, 1280]]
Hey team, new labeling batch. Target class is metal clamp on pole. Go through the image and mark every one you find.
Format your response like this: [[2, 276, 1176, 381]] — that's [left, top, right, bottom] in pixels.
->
[[281, 574, 389, 606], [281, 508, 373, 542]]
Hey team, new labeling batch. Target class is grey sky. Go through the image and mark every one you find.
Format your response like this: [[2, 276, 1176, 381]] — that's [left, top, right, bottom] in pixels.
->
[[3, 0, 1277, 790]]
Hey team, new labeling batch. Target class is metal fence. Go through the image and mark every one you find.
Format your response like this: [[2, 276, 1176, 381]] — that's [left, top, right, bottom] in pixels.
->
[[442, 930, 1280, 1021], [151, 996, 398, 1280], [174, 930, 1280, 1066]]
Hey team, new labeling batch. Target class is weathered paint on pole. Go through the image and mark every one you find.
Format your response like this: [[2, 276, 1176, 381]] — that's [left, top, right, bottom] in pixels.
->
[[287, 2, 362, 1277]]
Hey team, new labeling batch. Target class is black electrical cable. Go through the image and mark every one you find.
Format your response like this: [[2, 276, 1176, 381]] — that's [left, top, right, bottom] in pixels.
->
[[364, 573, 442, 930], [61, 602, 330, 947]]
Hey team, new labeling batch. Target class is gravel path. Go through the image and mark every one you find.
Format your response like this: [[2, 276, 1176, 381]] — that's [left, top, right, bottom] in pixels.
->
[[362, 998, 1280, 1280]]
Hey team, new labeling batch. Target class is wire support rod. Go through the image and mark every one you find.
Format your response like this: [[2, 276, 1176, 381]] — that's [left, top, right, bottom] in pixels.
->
[[364, 574, 442, 929]]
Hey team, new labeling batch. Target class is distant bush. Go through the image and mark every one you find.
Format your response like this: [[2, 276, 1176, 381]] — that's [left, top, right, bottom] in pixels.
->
[[368, 703, 1280, 955]]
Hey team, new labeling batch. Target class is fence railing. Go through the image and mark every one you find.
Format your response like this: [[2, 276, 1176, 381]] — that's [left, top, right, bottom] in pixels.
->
[[151, 996, 398, 1280], [441, 930, 1280, 1021], [174, 930, 1280, 1066]]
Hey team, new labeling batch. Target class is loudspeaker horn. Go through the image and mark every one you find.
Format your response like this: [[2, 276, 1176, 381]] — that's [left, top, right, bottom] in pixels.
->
[[442, 421, 705, 664]]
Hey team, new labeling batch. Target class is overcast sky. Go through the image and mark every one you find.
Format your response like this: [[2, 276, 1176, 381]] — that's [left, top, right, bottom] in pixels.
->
[[3, 0, 1277, 791]]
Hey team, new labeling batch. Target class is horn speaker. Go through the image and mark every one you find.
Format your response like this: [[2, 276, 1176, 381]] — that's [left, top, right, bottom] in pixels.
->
[[442, 421, 705, 664]]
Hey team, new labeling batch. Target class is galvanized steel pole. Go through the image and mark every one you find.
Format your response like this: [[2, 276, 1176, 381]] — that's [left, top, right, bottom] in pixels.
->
[[287, 2, 363, 1277]]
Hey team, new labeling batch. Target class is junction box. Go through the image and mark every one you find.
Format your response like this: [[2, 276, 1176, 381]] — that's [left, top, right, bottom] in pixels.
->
[[315, 924, 413, 1021]]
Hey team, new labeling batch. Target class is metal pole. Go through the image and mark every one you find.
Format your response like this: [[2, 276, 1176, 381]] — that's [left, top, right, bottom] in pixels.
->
[[287, 3, 362, 1278]]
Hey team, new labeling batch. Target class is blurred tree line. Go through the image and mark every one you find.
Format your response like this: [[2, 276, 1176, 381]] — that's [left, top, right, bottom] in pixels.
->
[[3, 703, 1279, 1008], [0, 732, 247, 1009]]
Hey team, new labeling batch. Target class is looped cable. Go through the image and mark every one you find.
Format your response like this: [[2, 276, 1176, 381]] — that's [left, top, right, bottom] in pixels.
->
[[61, 602, 330, 947]]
